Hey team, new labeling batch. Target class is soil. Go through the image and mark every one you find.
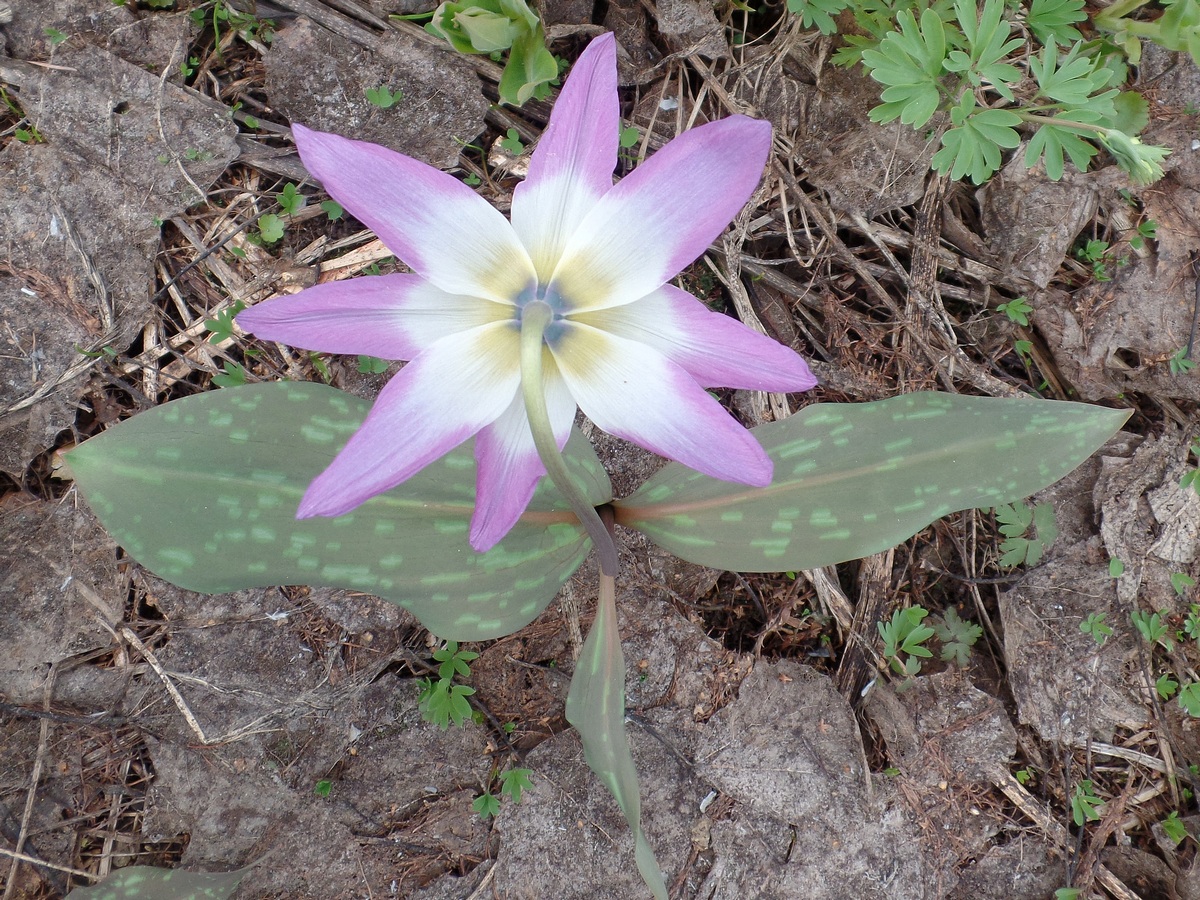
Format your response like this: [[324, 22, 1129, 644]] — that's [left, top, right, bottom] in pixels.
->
[[2, 0, 1200, 898]]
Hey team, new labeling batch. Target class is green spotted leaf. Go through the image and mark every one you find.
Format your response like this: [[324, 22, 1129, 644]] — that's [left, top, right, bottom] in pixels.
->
[[64, 866, 248, 900], [66, 382, 610, 641], [565, 576, 667, 900], [614, 393, 1129, 573]]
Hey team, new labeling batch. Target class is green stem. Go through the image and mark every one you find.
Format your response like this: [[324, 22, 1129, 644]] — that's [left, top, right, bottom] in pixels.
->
[[519, 301, 620, 577], [1015, 110, 1108, 138]]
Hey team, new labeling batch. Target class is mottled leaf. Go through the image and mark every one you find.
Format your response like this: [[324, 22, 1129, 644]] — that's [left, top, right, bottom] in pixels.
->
[[614, 393, 1129, 572], [67, 382, 610, 640], [64, 866, 247, 900], [565, 575, 667, 900]]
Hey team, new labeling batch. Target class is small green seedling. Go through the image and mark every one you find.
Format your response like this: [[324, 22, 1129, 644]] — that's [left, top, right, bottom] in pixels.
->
[[307, 352, 332, 384], [276, 182, 305, 215], [1182, 441, 1200, 493], [189, 0, 275, 46], [1071, 779, 1103, 826], [500, 767, 533, 800], [204, 300, 248, 344], [418, 641, 479, 729], [879, 606, 935, 676], [473, 762, 533, 819], [1169, 348, 1196, 376], [314, 779, 333, 798], [1184, 604, 1200, 641], [994, 500, 1058, 567], [45, 27, 68, 46], [1075, 238, 1113, 281], [1080, 612, 1112, 646], [1179, 682, 1200, 717], [1157, 673, 1180, 700], [320, 200, 344, 221], [1055, 889, 1081, 900], [357, 355, 389, 375], [473, 791, 501, 818], [464, 172, 482, 186], [500, 127, 525, 155], [211, 361, 248, 388], [1173, 572, 1197, 597], [1014, 766, 1034, 785], [76, 345, 118, 361], [1129, 219, 1158, 250], [932, 607, 983, 665], [365, 85, 403, 109], [1162, 810, 1189, 846], [1131, 610, 1174, 651], [996, 296, 1033, 326], [257, 213, 285, 244], [619, 125, 640, 149], [1109, 557, 1125, 577]]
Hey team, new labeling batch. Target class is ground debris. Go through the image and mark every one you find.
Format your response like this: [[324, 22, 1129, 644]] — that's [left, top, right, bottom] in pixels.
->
[[264, 17, 489, 169]]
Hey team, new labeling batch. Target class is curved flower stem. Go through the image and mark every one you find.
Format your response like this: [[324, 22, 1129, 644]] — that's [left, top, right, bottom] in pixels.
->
[[519, 301, 620, 577]]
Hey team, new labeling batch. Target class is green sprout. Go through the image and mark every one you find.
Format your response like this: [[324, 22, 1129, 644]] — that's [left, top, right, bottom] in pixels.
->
[[1184, 604, 1200, 641], [320, 199, 345, 221], [932, 607, 983, 665], [276, 182, 305, 215], [211, 361, 248, 388], [1170, 347, 1197, 376], [1172, 572, 1197, 597], [878, 606, 935, 676], [1109, 557, 1126, 577], [1074, 238, 1113, 281], [357, 355, 389, 375], [1157, 673, 1180, 700], [471, 767, 535, 819], [994, 500, 1058, 567], [1071, 779, 1103, 825], [1182, 441, 1200, 492], [189, 0, 275, 46], [418, 641, 479, 729], [1131, 609, 1174, 651], [1162, 810, 1189, 845], [1129, 218, 1158, 250], [204, 301, 248, 344], [257, 213, 285, 244], [1079, 612, 1112, 646], [996, 296, 1033, 326], [365, 85, 403, 109], [499, 127, 525, 155], [1179, 682, 1200, 717]]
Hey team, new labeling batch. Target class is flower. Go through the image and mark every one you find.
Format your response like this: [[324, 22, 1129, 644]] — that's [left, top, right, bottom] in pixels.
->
[[236, 33, 817, 552]]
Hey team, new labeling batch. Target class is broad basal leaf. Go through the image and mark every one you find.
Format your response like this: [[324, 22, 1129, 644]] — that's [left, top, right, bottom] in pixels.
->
[[64, 866, 247, 900], [67, 383, 611, 641], [614, 392, 1129, 573], [565, 575, 667, 900]]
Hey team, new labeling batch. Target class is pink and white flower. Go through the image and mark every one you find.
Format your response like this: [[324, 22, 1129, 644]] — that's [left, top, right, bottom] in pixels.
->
[[237, 33, 817, 551]]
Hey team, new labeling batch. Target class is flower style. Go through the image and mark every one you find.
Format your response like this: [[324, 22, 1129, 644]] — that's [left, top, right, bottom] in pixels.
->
[[236, 33, 817, 552]]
